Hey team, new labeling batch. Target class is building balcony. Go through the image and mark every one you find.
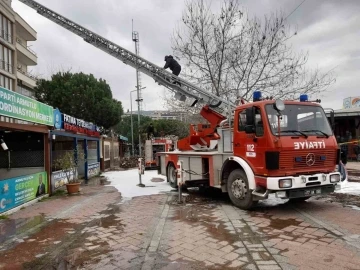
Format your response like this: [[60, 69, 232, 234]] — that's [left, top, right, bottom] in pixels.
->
[[15, 13, 36, 41], [17, 68, 37, 88], [16, 38, 37, 66]]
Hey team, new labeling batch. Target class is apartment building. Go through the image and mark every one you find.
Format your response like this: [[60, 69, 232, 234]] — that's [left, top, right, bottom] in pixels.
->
[[0, 0, 38, 123]]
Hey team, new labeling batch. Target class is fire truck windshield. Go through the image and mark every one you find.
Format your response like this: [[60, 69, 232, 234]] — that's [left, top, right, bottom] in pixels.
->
[[265, 104, 333, 137]]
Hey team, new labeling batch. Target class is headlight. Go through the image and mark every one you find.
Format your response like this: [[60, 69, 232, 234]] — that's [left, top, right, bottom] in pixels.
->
[[330, 174, 340, 183], [279, 178, 292, 188]]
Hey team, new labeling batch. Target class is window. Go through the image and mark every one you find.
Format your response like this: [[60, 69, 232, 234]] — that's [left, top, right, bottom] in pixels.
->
[[0, 44, 3, 69], [1, 75, 12, 90], [17, 84, 34, 98], [238, 111, 246, 131], [1, 46, 12, 73], [265, 104, 332, 136], [0, 14, 12, 43], [7, 17, 11, 43], [4, 76, 9, 89], [267, 114, 288, 129], [254, 107, 264, 137]]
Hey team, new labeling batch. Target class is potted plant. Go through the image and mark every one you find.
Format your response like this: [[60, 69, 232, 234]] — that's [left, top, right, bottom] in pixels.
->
[[54, 145, 85, 194]]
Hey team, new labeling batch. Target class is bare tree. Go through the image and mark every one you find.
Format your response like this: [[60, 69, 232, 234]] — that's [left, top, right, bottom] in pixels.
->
[[166, 0, 335, 113]]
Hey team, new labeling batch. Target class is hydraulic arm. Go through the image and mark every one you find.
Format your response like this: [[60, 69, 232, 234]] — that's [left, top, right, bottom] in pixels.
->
[[19, 0, 236, 116]]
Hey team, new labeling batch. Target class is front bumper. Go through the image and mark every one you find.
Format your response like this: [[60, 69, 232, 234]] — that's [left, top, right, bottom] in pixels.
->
[[265, 172, 341, 199], [275, 184, 340, 199], [266, 172, 341, 190]]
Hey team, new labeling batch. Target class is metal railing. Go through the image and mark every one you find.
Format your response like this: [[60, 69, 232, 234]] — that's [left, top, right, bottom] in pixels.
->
[[16, 37, 37, 56], [17, 67, 38, 81], [0, 60, 14, 74]]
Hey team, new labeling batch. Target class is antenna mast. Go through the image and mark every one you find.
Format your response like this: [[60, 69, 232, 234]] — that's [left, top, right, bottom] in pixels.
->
[[132, 19, 144, 187]]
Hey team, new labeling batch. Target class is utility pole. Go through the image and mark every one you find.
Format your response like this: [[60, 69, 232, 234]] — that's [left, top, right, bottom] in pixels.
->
[[130, 87, 146, 156], [132, 20, 145, 187]]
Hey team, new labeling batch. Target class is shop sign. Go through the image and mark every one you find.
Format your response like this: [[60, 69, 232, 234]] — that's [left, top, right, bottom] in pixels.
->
[[0, 87, 53, 125], [88, 162, 100, 178], [343, 97, 360, 109], [53, 109, 101, 137], [119, 135, 128, 141], [0, 172, 48, 214], [51, 168, 78, 192]]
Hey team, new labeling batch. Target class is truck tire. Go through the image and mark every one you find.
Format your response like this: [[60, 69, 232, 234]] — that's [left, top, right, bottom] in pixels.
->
[[167, 163, 178, 189], [227, 169, 255, 210]]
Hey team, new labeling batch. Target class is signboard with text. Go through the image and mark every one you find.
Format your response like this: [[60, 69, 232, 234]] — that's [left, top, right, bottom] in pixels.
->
[[343, 97, 360, 109], [87, 162, 100, 178], [51, 168, 78, 192], [0, 87, 54, 125], [53, 109, 101, 137], [0, 172, 48, 214]]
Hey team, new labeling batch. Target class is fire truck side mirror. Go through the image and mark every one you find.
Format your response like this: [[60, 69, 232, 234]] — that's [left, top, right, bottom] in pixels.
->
[[245, 107, 255, 126]]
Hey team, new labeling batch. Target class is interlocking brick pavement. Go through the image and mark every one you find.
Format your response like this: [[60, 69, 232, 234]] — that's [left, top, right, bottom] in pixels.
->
[[1, 181, 360, 269]]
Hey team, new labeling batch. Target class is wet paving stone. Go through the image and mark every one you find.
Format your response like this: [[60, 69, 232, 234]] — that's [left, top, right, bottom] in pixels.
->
[[1, 183, 360, 269]]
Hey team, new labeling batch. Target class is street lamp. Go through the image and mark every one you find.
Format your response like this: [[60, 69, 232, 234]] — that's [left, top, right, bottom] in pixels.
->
[[130, 87, 146, 156]]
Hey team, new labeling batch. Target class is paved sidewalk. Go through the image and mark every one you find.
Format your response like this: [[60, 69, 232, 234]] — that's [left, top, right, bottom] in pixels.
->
[[1, 182, 360, 269]]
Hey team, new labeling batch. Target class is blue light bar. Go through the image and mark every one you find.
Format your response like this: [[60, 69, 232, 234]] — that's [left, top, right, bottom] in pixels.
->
[[320, 156, 326, 161], [253, 91, 262, 101], [295, 157, 302, 162], [300, 94, 308, 102]]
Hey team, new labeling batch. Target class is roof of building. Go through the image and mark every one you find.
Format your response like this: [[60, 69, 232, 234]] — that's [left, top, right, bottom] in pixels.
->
[[326, 107, 360, 117]]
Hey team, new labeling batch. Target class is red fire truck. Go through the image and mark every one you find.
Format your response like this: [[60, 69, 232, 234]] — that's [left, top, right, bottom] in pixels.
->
[[21, 0, 341, 210], [157, 92, 341, 209], [144, 137, 174, 170]]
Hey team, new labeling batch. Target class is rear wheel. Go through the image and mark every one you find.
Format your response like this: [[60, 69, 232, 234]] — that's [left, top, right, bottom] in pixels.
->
[[167, 163, 178, 189], [227, 169, 255, 210]]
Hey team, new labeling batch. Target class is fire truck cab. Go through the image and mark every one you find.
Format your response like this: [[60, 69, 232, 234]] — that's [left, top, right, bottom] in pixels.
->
[[158, 92, 341, 209]]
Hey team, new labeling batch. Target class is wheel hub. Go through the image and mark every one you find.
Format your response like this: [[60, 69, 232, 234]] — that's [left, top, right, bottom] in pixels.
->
[[231, 178, 247, 199], [169, 167, 176, 184]]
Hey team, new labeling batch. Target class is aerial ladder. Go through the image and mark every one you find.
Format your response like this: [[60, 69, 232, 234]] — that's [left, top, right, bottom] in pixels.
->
[[19, 0, 236, 123]]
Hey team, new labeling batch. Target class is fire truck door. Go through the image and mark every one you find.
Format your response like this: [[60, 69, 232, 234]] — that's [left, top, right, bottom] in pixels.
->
[[234, 108, 266, 170]]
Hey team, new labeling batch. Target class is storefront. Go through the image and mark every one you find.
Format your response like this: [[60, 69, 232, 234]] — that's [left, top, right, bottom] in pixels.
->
[[100, 134, 120, 171], [50, 109, 101, 193], [0, 86, 53, 214]]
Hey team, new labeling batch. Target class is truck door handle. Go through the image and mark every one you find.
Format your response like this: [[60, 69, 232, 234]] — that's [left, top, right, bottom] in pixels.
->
[[235, 143, 240, 147]]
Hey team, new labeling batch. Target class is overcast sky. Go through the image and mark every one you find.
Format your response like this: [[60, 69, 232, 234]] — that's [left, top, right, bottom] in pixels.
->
[[14, 0, 359, 112]]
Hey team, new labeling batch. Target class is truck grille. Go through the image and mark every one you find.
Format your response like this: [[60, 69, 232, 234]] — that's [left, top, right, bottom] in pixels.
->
[[279, 150, 336, 170]]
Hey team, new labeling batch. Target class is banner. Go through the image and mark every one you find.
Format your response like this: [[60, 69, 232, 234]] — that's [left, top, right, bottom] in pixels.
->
[[87, 162, 100, 178], [0, 87, 53, 125], [0, 172, 48, 214], [51, 168, 78, 192], [54, 110, 101, 137]]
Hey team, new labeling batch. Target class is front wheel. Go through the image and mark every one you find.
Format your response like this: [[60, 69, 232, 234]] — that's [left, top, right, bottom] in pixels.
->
[[227, 169, 255, 210], [167, 163, 178, 189]]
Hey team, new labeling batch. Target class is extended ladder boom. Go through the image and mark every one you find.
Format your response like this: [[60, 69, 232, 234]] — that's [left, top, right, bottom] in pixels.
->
[[19, 0, 236, 115]]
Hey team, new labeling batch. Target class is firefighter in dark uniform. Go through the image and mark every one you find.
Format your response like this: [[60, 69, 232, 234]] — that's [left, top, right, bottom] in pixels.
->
[[164, 55, 182, 86]]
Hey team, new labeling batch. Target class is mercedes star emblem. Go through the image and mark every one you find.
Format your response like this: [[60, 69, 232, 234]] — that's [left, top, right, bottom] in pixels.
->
[[306, 153, 316, 166]]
